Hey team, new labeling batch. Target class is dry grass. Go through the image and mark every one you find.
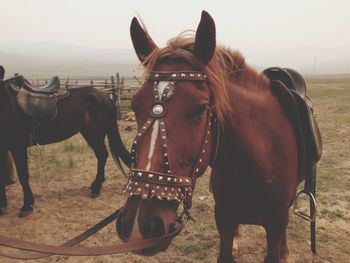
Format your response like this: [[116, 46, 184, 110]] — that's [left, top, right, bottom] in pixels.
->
[[0, 75, 349, 262]]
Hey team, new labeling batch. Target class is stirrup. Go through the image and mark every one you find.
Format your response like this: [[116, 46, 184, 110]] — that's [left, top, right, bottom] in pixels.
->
[[293, 189, 317, 222]]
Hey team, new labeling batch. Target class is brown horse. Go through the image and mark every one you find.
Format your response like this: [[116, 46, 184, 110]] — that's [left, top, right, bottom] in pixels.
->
[[116, 11, 312, 263], [0, 66, 131, 217]]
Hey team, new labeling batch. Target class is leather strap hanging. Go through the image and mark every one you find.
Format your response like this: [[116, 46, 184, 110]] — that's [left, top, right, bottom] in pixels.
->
[[0, 208, 190, 259]]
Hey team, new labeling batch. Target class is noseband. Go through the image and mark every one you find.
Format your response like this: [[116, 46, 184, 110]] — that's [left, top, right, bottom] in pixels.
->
[[124, 71, 216, 209]]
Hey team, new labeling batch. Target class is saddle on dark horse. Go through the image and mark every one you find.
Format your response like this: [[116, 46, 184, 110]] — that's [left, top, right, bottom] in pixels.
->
[[7, 75, 68, 123], [264, 67, 322, 254]]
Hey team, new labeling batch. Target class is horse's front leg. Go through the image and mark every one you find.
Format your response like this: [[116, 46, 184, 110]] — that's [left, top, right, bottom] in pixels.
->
[[215, 203, 238, 263], [11, 147, 34, 217], [0, 149, 8, 215], [264, 213, 289, 263], [279, 228, 290, 263]]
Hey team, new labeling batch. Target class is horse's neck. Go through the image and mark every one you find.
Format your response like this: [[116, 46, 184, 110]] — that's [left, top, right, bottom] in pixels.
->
[[213, 79, 273, 169]]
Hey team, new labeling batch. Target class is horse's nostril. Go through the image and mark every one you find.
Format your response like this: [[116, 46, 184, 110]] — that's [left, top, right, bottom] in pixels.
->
[[116, 211, 132, 242], [141, 217, 166, 238]]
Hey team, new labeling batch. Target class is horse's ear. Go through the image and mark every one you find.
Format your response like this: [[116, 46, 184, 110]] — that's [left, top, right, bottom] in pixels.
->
[[0, 65, 4, 80], [194, 11, 216, 65], [130, 17, 157, 62]]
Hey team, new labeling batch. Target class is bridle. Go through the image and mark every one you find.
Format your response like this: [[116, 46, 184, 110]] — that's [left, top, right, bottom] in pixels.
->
[[125, 70, 217, 210], [0, 71, 218, 260]]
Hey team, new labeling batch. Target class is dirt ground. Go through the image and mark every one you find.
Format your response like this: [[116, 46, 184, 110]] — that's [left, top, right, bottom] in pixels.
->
[[0, 76, 349, 262]]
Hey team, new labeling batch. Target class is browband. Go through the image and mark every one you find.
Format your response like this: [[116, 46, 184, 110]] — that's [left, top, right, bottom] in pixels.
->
[[148, 71, 208, 82]]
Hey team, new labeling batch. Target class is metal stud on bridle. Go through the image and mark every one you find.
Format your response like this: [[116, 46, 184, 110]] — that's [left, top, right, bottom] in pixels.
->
[[124, 71, 215, 209], [150, 101, 167, 118]]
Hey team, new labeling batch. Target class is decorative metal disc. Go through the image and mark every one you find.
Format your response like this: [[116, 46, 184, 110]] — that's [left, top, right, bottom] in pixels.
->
[[153, 104, 164, 115], [150, 102, 167, 117]]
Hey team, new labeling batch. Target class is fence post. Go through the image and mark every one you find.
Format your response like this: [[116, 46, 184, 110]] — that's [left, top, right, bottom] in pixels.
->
[[118, 76, 123, 120], [116, 73, 121, 120], [110, 75, 117, 110], [104, 79, 108, 90], [65, 78, 70, 88]]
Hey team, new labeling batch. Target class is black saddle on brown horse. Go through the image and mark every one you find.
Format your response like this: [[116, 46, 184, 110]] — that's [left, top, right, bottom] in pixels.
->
[[6, 75, 68, 123], [264, 67, 322, 254], [264, 67, 322, 162]]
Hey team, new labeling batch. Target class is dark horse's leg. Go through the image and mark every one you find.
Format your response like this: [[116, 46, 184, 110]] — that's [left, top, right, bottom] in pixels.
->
[[264, 213, 289, 263], [82, 133, 108, 198], [0, 149, 8, 215], [215, 203, 238, 263], [5, 152, 16, 185], [11, 147, 35, 217]]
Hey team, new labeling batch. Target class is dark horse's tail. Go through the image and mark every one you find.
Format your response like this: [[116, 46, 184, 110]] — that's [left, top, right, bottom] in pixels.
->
[[107, 123, 132, 176]]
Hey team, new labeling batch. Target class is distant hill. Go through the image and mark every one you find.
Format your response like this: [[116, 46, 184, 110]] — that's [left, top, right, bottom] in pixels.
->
[[0, 42, 349, 78], [0, 42, 140, 78]]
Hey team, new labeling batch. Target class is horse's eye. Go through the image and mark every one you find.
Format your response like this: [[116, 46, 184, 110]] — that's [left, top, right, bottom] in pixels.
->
[[195, 103, 208, 117]]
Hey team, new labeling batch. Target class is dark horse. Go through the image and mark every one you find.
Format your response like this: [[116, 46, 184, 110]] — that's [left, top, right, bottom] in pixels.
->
[[0, 65, 131, 217], [116, 11, 321, 263], [0, 68, 16, 185]]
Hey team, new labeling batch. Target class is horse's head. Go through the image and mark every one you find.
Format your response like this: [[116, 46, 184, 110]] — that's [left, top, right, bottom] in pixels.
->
[[116, 11, 219, 255]]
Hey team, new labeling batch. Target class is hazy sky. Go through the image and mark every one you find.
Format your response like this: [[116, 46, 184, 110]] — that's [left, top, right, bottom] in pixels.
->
[[0, 0, 349, 50]]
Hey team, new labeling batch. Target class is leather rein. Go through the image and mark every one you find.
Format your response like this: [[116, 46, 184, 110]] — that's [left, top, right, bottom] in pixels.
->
[[0, 70, 217, 260], [0, 208, 190, 259]]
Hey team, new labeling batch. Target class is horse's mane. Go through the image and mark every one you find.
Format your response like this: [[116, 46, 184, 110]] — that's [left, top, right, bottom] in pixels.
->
[[142, 32, 269, 127]]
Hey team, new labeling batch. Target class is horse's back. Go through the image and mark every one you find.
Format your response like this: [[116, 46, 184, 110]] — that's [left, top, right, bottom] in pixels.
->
[[37, 86, 115, 144]]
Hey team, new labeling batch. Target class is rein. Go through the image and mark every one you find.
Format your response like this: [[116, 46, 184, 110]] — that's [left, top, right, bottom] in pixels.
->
[[0, 207, 191, 259]]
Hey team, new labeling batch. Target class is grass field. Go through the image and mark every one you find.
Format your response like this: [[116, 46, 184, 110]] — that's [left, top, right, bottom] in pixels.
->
[[0, 75, 349, 262]]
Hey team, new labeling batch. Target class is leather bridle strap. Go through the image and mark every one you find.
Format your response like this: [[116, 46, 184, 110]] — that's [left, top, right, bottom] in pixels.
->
[[0, 208, 188, 259], [126, 71, 213, 207]]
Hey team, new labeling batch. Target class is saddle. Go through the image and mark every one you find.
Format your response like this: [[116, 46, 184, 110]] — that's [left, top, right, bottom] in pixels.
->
[[264, 68, 322, 252], [7, 75, 68, 123], [22, 76, 60, 94], [263, 67, 322, 164]]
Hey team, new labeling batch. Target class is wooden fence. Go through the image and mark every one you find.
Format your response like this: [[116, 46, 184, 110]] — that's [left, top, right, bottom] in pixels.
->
[[30, 73, 140, 119]]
